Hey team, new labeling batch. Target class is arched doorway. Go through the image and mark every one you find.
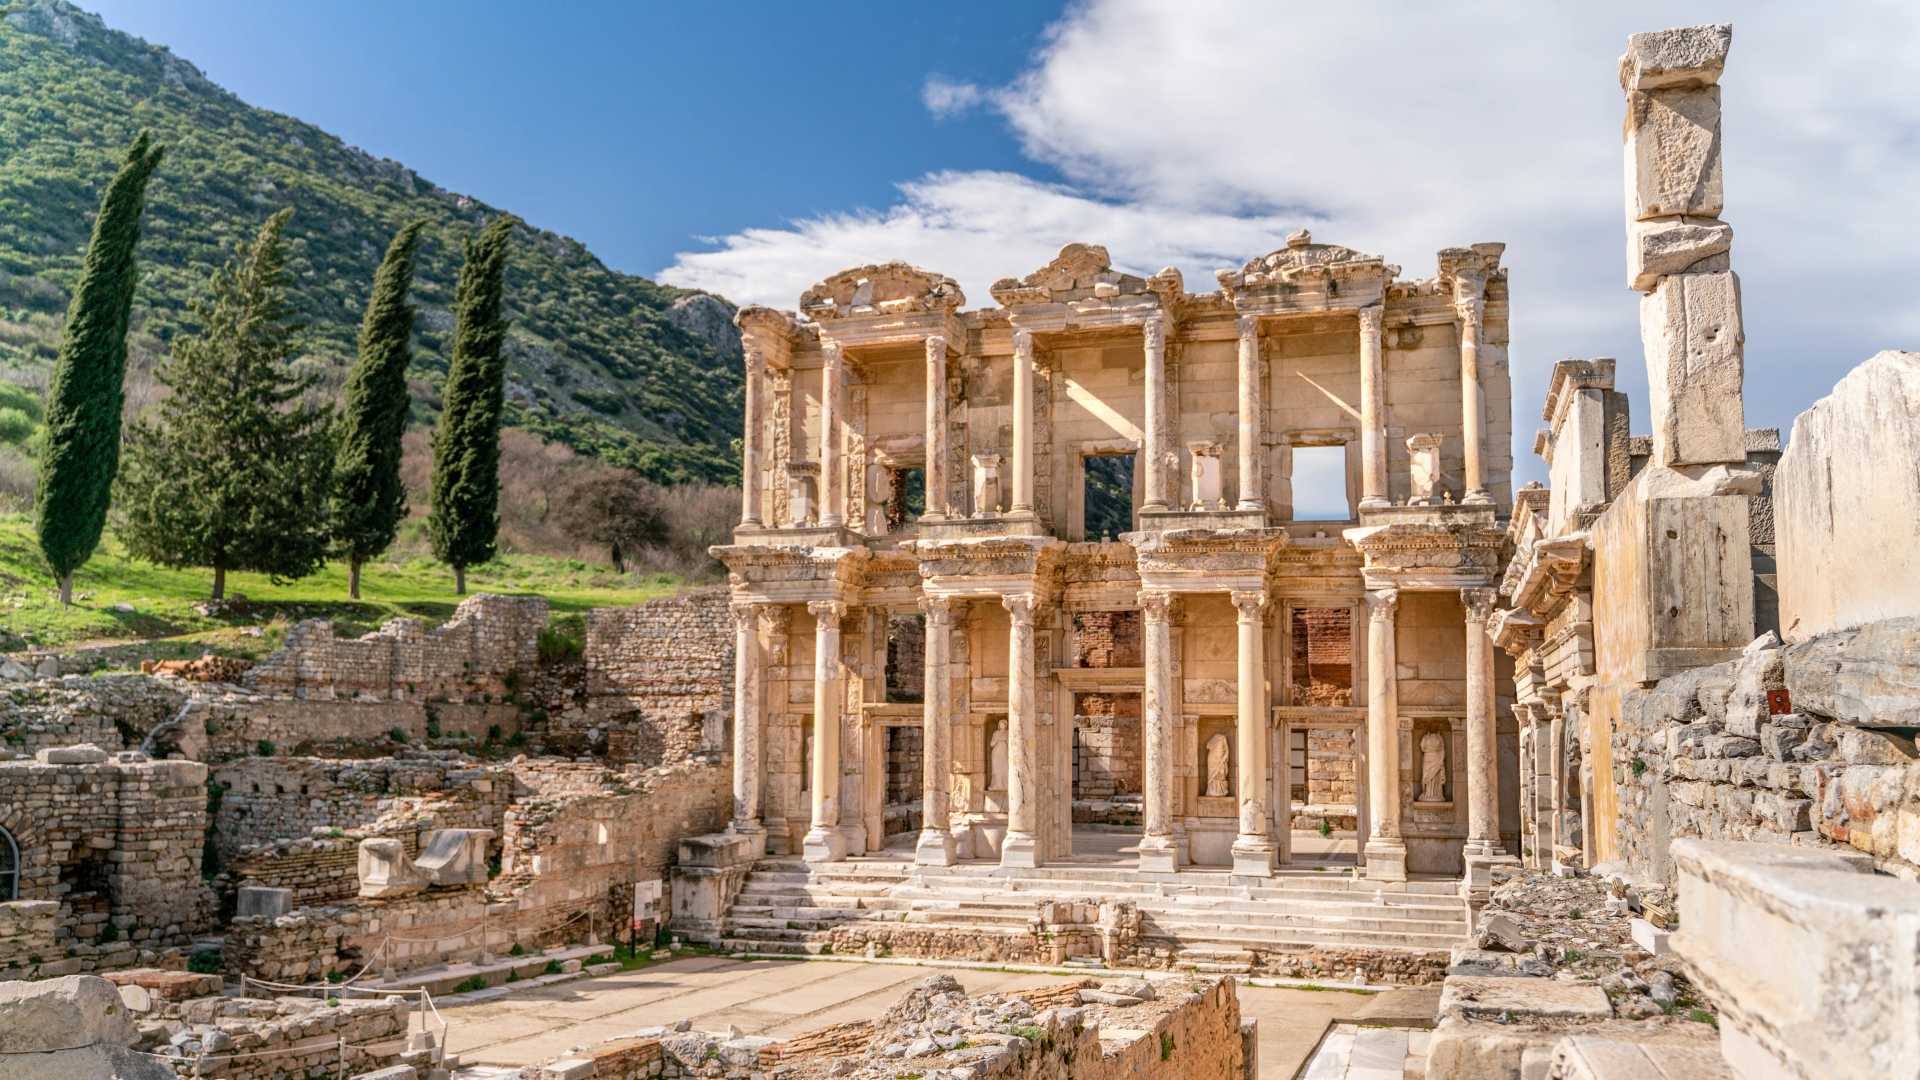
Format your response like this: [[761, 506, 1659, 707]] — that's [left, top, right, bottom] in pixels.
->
[[0, 826, 18, 900]]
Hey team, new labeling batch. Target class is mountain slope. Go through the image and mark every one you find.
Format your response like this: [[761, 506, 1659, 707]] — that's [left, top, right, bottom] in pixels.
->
[[0, 0, 743, 484]]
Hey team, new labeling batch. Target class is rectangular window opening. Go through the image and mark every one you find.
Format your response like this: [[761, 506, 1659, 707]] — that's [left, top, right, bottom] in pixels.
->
[[1290, 444, 1350, 521], [1289, 606, 1353, 706], [886, 614, 925, 704], [886, 467, 926, 531], [1084, 453, 1134, 540]]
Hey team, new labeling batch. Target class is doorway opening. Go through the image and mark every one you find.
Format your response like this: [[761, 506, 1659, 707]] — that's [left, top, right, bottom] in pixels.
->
[[1083, 453, 1135, 540]]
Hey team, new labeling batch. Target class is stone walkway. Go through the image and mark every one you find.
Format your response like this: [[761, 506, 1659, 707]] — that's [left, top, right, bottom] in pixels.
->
[[439, 955, 1362, 1077]]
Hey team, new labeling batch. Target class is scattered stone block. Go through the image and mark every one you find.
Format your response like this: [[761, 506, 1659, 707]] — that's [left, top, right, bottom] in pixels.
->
[[35, 743, 110, 765], [236, 885, 293, 918], [1639, 271, 1745, 466], [1437, 976, 1612, 1023]]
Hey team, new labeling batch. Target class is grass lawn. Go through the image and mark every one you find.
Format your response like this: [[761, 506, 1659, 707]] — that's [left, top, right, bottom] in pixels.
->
[[0, 513, 693, 655]]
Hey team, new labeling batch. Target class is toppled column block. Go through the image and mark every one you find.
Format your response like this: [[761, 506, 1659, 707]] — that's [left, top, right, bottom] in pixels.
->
[[357, 837, 426, 898], [414, 828, 494, 886], [1626, 217, 1732, 291], [1673, 839, 1920, 1080], [1640, 271, 1745, 466], [1625, 86, 1724, 222], [1775, 351, 1920, 638], [1619, 23, 1733, 91]]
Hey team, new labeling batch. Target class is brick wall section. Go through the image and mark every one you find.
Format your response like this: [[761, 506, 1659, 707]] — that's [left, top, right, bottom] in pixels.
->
[[582, 588, 733, 766], [242, 593, 548, 700], [1074, 693, 1142, 798], [1307, 727, 1358, 807], [1073, 611, 1143, 668], [1613, 617, 1920, 882], [1289, 607, 1353, 705], [0, 752, 215, 975], [0, 899, 58, 971]]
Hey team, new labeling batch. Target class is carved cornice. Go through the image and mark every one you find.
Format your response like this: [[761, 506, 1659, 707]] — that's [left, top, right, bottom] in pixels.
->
[[1216, 230, 1398, 302], [1488, 606, 1545, 656], [799, 262, 965, 320], [1542, 358, 1618, 426], [1511, 533, 1590, 617]]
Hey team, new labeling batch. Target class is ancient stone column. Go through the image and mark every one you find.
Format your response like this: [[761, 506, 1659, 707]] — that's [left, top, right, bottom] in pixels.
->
[[1001, 592, 1040, 868], [818, 340, 844, 528], [1462, 587, 1500, 858], [1138, 590, 1178, 872], [803, 600, 847, 861], [1454, 292, 1491, 505], [1363, 588, 1407, 880], [741, 347, 765, 526], [728, 602, 766, 850], [1141, 316, 1170, 512], [1235, 316, 1265, 512], [923, 334, 949, 521], [1230, 590, 1273, 876], [1548, 706, 1568, 867], [1010, 328, 1035, 516], [915, 595, 956, 866], [1357, 304, 1388, 508]]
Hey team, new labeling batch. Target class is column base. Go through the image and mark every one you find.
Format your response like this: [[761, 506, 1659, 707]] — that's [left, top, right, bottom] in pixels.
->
[[1363, 838, 1408, 882], [1230, 837, 1275, 877], [999, 831, 1040, 869], [1137, 834, 1178, 874], [801, 826, 847, 863], [1358, 496, 1390, 510], [1463, 489, 1492, 506], [914, 827, 956, 866], [726, 821, 768, 860]]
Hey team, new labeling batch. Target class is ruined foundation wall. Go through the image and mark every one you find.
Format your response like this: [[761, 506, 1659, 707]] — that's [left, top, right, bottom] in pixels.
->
[[1612, 616, 1920, 883], [242, 593, 547, 699], [581, 588, 733, 765], [0, 675, 183, 755]]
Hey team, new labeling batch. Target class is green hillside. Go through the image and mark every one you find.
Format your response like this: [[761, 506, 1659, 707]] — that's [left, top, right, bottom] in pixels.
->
[[0, 0, 743, 485]]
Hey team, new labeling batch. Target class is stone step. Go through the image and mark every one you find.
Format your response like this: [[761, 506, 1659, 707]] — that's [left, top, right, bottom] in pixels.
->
[[899, 871, 1459, 899], [895, 895, 1461, 931], [889, 883, 1462, 913], [1144, 924, 1462, 951]]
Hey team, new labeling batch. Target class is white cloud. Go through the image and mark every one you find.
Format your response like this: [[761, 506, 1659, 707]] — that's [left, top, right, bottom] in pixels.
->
[[921, 75, 985, 120], [664, 2, 1920, 481]]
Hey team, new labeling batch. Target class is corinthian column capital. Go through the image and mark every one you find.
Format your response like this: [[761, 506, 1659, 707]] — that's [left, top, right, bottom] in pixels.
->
[[729, 601, 763, 631], [806, 599, 847, 623], [917, 593, 955, 625], [1230, 590, 1268, 620], [1137, 589, 1174, 621], [1143, 314, 1167, 350], [1001, 592, 1038, 622], [1461, 587, 1498, 624], [1453, 294, 1485, 329], [1365, 588, 1400, 623], [1357, 303, 1384, 338]]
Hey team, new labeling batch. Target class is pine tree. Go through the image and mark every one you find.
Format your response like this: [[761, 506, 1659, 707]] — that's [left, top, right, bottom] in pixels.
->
[[332, 220, 425, 600], [116, 209, 335, 600], [428, 214, 518, 594], [34, 130, 165, 606]]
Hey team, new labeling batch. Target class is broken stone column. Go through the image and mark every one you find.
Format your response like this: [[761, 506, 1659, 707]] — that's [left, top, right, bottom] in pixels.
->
[[414, 828, 493, 887], [1621, 24, 1745, 467], [357, 838, 426, 898]]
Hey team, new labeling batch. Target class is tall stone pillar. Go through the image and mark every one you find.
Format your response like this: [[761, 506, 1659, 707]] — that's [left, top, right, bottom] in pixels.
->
[[1454, 293, 1491, 505], [1357, 305, 1388, 509], [1001, 593, 1040, 868], [1462, 588, 1500, 856], [1138, 590, 1178, 872], [923, 335, 949, 521], [728, 602, 766, 851], [1235, 316, 1265, 512], [1141, 316, 1170, 512], [1230, 590, 1273, 876], [740, 347, 765, 526], [1010, 328, 1035, 516], [803, 600, 847, 862], [1547, 707, 1568, 869], [915, 596, 956, 865], [1363, 588, 1407, 880], [818, 340, 844, 528]]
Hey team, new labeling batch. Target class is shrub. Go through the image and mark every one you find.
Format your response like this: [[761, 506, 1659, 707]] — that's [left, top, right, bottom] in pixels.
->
[[254, 739, 275, 757], [544, 959, 562, 975], [508, 943, 524, 957], [451, 975, 489, 994], [387, 726, 408, 743], [537, 614, 585, 663]]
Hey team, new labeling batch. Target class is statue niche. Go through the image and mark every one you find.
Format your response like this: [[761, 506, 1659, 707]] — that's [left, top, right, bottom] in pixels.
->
[[988, 723, 1009, 793], [1416, 726, 1450, 804], [1204, 732, 1232, 798]]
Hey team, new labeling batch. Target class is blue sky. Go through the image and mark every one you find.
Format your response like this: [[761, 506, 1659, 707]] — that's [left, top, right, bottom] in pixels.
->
[[80, 2, 1920, 495]]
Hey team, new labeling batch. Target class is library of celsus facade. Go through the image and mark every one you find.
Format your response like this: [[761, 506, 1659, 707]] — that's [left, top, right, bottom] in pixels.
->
[[714, 233, 1519, 886]]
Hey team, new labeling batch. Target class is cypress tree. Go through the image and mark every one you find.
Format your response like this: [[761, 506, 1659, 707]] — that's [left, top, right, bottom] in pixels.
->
[[428, 214, 517, 594], [116, 209, 335, 600], [332, 220, 426, 599], [34, 130, 165, 605]]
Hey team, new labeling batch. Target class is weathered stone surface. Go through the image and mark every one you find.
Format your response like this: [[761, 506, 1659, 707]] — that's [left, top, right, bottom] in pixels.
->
[[0, 974, 135, 1051], [34, 743, 109, 765], [1626, 217, 1732, 291], [1550, 1030, 1732, 1079], [1625, 87, 1724, 222], [1619, 24, 1733, 91], [234, 887, 292, 919], [1438, 976, 1612, 1022], [1673, 839, 1920, 1080], [1639, 272, 1745, 466], [1776, 351, 1920, 639], [1781, 617, 1920, 728]]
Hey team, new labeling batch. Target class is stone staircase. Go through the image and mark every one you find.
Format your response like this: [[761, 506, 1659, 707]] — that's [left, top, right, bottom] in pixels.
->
[[719, 856, 1468, 970]]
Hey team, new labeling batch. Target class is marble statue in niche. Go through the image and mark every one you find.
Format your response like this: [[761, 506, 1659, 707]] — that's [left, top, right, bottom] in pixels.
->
[[1418, 730, 1448, 803], [1205, 732, 1231, 797], [989, 724, 1009, 792]]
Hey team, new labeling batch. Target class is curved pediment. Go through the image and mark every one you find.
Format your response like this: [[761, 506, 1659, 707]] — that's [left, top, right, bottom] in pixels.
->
[[798, 261, 965, 320], [989, 242, 1155, 306], [1218, 230, 1393, 291]]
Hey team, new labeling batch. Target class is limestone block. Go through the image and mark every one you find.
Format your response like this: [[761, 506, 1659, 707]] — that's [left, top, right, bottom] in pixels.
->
[[1619, 24, 1733, 91], [415, 828, 493, 887], [1672, 839, 1920, 1080], [1438, 976, 1610, 1023], [357, 838, 426, 898], [1780, 617, 1920, 726], [1626, 217, 1732, 291], [1639, 272, 1745, 466], [235, 886, 293, 919], [1550, 1032, 1732, 1079], [1625, 87, 1723, 222], [0, 975, 135, 1051], [35, 743, 109, 765], [1776, 352, 1920, 639]]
